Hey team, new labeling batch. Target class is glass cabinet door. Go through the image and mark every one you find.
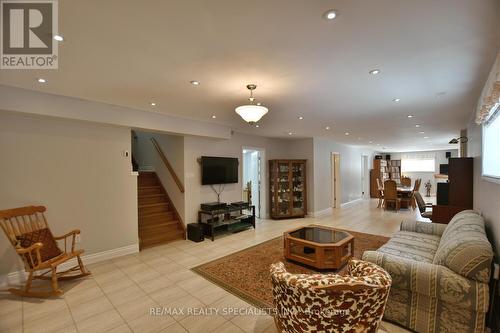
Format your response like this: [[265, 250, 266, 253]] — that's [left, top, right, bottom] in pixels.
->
[[270, 162, 277, 216], [277, 162, 291, 216], [291, 162, 305, 215]]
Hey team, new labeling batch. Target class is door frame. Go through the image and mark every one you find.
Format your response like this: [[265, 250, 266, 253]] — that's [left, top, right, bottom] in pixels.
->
[[242, 146, 266, 218], [361, 154, 369, 198], [331, 152, 341, 208]]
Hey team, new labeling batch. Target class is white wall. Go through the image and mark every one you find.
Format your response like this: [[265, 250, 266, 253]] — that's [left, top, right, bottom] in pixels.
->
[[132, 131, 185, 224], [0, 112, 138, 276], [312, 138, 376, 213], [387, 149, 458, 196], [183, 133, 298, 224], [467, 121, 500, 255], [0, 85, 231, 140]]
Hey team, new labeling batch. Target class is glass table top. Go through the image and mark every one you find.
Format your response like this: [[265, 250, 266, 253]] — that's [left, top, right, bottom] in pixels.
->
[[289, 226, 350, 244]]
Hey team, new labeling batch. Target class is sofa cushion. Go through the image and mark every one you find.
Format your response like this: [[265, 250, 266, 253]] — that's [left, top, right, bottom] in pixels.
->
[[377, 231, 440, 263], [433, 210, 493, 283]]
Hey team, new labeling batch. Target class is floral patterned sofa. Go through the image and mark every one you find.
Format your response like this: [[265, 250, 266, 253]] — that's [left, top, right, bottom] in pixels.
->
[[363, 210, 493, 333], [270, 259, 392, 333]]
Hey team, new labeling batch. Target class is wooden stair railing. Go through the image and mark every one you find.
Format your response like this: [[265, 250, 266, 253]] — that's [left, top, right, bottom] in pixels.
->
[[150, 138, 185, 193]]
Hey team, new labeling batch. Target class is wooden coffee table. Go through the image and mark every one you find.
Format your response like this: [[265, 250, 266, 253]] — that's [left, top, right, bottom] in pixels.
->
[[284, 225, 354, 270]]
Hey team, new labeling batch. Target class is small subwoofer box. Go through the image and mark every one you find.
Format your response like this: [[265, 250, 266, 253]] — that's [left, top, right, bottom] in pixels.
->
[[187, 223, 204, 242]]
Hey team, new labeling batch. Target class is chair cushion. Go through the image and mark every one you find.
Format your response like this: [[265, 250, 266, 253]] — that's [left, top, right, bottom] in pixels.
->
[[16, 228, 62, 268], [377, 231, 440, 263], [434, 210, 493, 283]]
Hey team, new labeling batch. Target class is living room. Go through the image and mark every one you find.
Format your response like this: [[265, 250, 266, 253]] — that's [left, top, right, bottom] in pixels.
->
[[1, 1, 500, 333]]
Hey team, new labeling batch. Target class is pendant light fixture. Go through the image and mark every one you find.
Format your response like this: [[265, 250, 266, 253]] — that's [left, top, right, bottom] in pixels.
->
[[235, 84, 268, 124]]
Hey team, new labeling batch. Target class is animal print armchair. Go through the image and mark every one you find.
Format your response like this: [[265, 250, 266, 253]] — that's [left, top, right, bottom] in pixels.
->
[[270, 259, 392, 333]]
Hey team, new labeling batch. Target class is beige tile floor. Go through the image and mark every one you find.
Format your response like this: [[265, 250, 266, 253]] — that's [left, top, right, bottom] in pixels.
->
[[0, 198, 425, 333]]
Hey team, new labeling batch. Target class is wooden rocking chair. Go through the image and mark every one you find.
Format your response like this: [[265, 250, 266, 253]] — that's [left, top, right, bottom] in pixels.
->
[[0, 206, 91, 297]]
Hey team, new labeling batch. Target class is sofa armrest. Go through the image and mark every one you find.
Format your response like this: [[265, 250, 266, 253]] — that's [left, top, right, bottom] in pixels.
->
[[362, 251, 489, 313], [400, 219, 446, 236]]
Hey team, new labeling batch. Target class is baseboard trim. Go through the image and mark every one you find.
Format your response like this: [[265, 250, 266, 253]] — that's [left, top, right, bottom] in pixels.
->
[[340, 198, 363, 208], [309, 208, 333, 218], [0, 243, 139, 287]]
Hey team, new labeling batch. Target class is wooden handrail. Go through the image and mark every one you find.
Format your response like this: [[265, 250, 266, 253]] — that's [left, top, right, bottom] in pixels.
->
[[151, 138, 185, 193]]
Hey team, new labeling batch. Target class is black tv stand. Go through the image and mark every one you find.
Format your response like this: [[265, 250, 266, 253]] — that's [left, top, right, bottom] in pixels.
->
[[198, 203, 255, 241]]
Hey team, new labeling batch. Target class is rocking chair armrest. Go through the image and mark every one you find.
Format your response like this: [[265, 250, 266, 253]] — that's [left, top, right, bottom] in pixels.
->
[[54, 229, 80, 252], [53, 229, 81, 240], [16, 242, 43, 268]]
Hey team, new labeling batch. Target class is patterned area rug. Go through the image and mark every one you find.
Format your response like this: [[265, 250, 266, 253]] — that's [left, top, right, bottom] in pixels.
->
[[192, 230, 389, 309]]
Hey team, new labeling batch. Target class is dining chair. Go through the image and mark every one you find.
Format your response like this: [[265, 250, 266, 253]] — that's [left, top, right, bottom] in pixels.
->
[[400, 177, 411, 187], [400, 179, 418, 210], [414, 192, 433, 219], [376, 178, 384, 208], [383, 180, 400, 212], [414, 178, 422, 192]]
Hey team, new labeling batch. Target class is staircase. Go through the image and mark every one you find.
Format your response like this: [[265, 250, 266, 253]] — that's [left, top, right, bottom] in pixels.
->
[[138, 172, 185, 249]]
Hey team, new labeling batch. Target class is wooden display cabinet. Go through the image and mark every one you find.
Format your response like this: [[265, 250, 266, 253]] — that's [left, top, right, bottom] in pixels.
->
[[269, 159, 307, 219]]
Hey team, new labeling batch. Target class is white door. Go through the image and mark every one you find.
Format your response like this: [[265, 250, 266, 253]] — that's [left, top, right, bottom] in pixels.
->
[[361, 155, 368, 197], [331, 153, 341, 208]]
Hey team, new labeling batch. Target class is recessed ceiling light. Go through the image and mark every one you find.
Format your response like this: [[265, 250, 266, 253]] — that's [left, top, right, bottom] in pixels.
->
[[288, 132, 293, 136], [256, 102, 262, 106], [419, 131, 425, 134], [345, 132, 350, 136], [211, 115, 216, 119], [369, 141, 373, 144], [392, 98, 401, 102], [255, 124, 260, 128], [149, 102, 156, 106], [53, 34, 64, 42], [298, 116, 304, 120], [415, 124, 421, 128], [37, 78, 47, 83], [369, 69, 380, 75], [325, 126, 331, 130], [424, 136, 429, 139], [324, 9, 338, 20], [190, 80, 200, 86], [407, 115, 414, 118]]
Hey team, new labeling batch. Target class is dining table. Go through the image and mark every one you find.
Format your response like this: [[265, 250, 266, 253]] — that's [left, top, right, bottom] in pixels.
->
[[397, 185, 413, 208]]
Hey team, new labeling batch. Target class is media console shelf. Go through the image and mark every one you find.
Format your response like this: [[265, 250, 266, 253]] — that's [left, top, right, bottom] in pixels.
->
[[198, 203, 255, 241]]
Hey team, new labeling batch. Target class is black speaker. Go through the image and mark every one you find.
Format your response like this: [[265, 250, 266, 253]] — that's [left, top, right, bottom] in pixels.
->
[[375, 155, 383, 160], [385, 154, 391, 160], [445, 151, 451, 158], [187, 223, 204, 242], [437, 183, 449, 205]]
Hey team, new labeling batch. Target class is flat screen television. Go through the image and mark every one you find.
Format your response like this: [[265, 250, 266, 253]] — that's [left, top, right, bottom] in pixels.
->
[[439, 164, 449, 175], [201, 156, 238, 185]]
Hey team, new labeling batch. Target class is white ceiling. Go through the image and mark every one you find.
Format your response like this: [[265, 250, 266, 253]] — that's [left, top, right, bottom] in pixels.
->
[[1, 0, 500, 151]]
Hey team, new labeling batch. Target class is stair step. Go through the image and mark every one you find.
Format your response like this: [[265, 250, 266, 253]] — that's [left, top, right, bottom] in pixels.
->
[[139, 223, 181, 235], [138, 186, 163, 195], [139, 220, 179, 229], [138, 194, 167, 205], [139, 210, 174, 221], [137, 171, 184, 249], [139, 203, 170, 215], [140, 230, 185, 249]]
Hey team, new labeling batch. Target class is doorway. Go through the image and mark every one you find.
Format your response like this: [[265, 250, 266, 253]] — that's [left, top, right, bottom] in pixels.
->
[[361, 155, 369, 198], [242, 148, 263, 218], [331, 153, 341, 208]]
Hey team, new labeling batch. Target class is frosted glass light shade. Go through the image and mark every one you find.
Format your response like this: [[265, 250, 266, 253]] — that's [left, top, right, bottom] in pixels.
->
[[235, 105, 269, 123]]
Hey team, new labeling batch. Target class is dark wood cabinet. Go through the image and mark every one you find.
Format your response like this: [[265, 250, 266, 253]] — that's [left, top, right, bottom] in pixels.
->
[[269, 160, 307, 219], [433, 157, 473, 223]]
